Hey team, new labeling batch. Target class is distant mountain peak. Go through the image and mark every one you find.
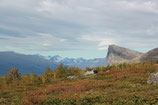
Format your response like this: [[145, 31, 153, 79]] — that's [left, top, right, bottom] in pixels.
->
[[105, 45, 143, 66], [49, 56, 105, 69], [105, 45, 158, 66], [108, 45, 143, 57]]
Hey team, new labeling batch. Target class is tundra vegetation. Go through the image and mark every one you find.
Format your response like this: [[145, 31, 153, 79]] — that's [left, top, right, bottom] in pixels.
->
[[0, 62, 158, 105]]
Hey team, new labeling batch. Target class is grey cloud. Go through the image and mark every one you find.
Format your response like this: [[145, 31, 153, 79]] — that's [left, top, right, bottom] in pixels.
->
[[0, 0, 158, 52]]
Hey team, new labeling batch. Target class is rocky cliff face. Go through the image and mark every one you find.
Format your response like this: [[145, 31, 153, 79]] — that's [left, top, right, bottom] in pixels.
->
[[104, 45, 143, 66], [105, 45, 158, 66]]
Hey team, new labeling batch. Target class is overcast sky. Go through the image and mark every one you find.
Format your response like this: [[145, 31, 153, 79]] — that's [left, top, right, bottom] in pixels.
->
[[0, 0, 158, 58]]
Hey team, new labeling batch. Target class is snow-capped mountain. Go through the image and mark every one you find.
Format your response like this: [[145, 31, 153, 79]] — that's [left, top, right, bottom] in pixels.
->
[[49, 55, 105, 69], [30, 54, 105, 69], [50, 55, 64, 62]]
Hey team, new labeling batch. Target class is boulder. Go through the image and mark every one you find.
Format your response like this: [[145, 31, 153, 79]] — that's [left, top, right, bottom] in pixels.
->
[[147, 72, 158, 84], [67, 76, 77, 79]]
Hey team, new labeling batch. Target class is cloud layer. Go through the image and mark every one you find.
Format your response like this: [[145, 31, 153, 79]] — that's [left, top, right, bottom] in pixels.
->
[[0, 0, 158, 54]]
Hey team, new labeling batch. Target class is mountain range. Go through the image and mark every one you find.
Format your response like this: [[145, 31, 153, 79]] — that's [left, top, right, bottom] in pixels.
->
[[2, 45, 157, 76], [0, 51, 105, 76], [49, 55, 105, 69], [32, 55, 105, 69]]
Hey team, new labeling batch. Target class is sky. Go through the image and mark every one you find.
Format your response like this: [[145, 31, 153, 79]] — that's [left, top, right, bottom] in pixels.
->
[[0, 0, 158, 59]]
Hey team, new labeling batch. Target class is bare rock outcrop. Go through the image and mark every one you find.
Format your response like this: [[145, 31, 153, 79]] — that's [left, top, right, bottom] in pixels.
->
[[147, 72, 158, 84], [104, 45, 143, 66], [104, 45, 158, 66]]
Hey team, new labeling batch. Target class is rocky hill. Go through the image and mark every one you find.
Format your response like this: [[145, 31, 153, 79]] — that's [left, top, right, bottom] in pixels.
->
[[130, 47, 158, 63], [105, 45, 158, 66], [104, 45, 143, 66]]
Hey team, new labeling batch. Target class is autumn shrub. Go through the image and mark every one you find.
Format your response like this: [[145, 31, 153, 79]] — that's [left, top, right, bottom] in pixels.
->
[[30, 73, 42, 85], [41, 67, 54, 83], [54, 63, 67, 80], [66, 67, 81, 76], [3, 68, 21, 85], [8, 68, 21, 80], [22, 73, 31, 84]]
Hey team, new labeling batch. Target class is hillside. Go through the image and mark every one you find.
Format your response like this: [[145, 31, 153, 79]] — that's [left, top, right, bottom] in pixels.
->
[[0, 62, 158, 104], [130, 47, 158, 63], [0, 51, 58, 76]]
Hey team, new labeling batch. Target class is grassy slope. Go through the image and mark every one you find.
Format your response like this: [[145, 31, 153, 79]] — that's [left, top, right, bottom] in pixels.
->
[[0, 64, 158, 105]]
